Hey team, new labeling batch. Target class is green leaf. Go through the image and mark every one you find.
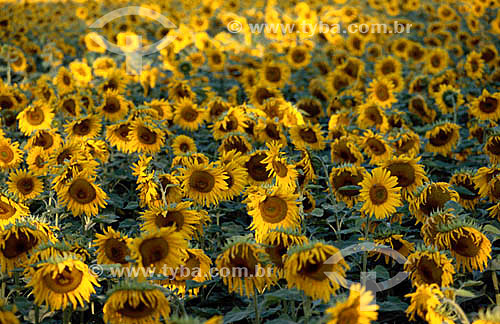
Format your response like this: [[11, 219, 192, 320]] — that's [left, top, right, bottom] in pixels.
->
[[483, 224, 500, 235], [453, 185, 476, 197], [453, 289, 476, 298], [224, 307, 252, 323], [338, 185, 362, 192], [462, 280, 484, 287], [310, 208, 324, 217]]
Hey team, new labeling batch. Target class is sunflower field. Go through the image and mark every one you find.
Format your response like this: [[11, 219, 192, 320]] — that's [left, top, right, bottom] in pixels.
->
[[0, 0, 500, 323]]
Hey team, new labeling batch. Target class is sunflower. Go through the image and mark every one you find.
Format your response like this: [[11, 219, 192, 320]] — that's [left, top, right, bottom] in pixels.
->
[[261, 229, 308, 277], [93, 227, 131, 266], [381, 156, 428, 199], [215, 238, 275, 297], [434, 84, 464, 114], [425, 122, 461, 155], [372, 233, 414, 263], [178, 161, 228, 207], [289, 122, 325, 151], [129, 227, 187, 274], [435, 224, 491, 272], [26, 129, 63, 155], [7, 169, 43, 202], [0, 137, 22, 171], [357, 102, 389, 133], [103, 280, 171, 324], [140, 203, 201, 239], [0, 194, 29, 227], [26, 256, 98, 310], [245, 185, 300, 242], [360, 130, 392, 165], [260, 61, 290, 89], [211, 107, 248, 140], [219, 134, 253, 155], [69, 61, 92, 85], [58, 94, 82, 118], [284, 241, 348, 302], [17, 101, 54, 136], [465, 51, 485, 79], [217, 160, 247, 200], [449, 170, 481, 209], [287, 44, 311, 69], [98, 70, 129, 94], [425, 48, 450, 74], [248, 83, 282, 109], [470, 89, 500, 121], [331, 137, 364, 166], [473, 166, 500, 201], [54, 67, 74, 95], [164, 248, 212, 297], [484, 134, 500, 164], [167, 80, 195, 102], [367, 78, 397, 108], [92, 56, 116, 77], [409, 95, 436, 123], [294, 148, 317, 188], [98, 90, 129, 122], [255, 117, 287, 146], [261, 142, 298, 190], [64, 114, 101, 142], [57, 172, 108, 217], [0, 217, 57, 274], [105, 121, 132, 153], [329, 164, 366, 207], [243, 150, 272, 185], [172, 135, 197, 156], [375, 56, 402, 77], [295, 97, 324, 122], [206, 48, 225, 72], [359, 167, 402, 219], [405, 284, 454, 324], [409, 182, 459, 224], [173, 98, 207, 131], [128, 118, 166, 154], [405, 247, 455, 288], [325, 284, 378, 324]]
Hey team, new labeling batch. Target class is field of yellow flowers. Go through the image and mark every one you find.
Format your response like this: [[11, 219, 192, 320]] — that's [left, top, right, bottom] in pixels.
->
[[0, 0, 499, 323]]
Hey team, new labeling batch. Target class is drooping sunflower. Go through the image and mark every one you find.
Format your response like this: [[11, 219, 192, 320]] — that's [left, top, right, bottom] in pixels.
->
[[405, 284, 455, 324], [331, 137, 364, 166], [325, 284, 379, 324], [105, 121, 132, 153], [255, 118, 288, 146], [7, 169, 43, 202], [372, 233, 414, 263], [178, 161, 228, 207], [260, 61, 290, 89], [405, 247, 455, 288], [409, 182, 459, 224], [173, 98, 207, 131], [356, 102, 389, 133], [26, 256, 99, 310], [140, 202, 201, 239], [103, 280, 171, 324], [435, 223, 491, 272], [57, 172, 108, 217], [391, 131, 421, 157], [296, 97, 324, 121], [289, 122, 326, 151], [261, 142, 298, 190], [98, 90, 129, 122], [449, 170, 481, 209], [484, 134, 500, 164], [58, 94, 82, 118], [93, 227, 131, 266], [128, 118, 166, 154], [0, 194, 29, 226], [329, 164, 366, 207], [64, 114, 101, 143], [25, 129, 62, 154], [261, 229, 308, 277], [215, 238, 275, 297], [359, 167, 402, 219], [409, 95, 436, 124], [129, 227, 187, 273], [217, 160, 247, 201], [472, 307, 500, 324], [434, 84, 464, 114], [245, 150, 273, 185], [360, 130, 392, 165], [0, 298, 20, 324], [294, 148, 316, 188], [211, 107, 248, 140], [245, 185, 301, 242], [425, 122, 461, 155], [470, 89, 500, 121], [248, 83, 282, 109], [381, 156, 428, 199], [367, 78, 397, 108], [284, 241, 349, 302], [473, 166, 500, 201], [163, 248, 212, 297], [17, 101, 54, 136], [171, 135, 197, 156]]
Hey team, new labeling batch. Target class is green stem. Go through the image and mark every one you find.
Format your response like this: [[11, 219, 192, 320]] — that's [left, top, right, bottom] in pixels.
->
[[35, 304, 40, 324], [253, 288, 260, 324], [63, 307, 71, 324], [303, 294, 312, 322], [362, 215, 371, 273]]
